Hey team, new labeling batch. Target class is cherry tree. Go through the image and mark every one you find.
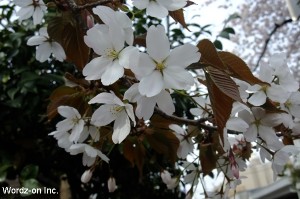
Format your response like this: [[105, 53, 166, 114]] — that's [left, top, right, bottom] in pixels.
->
[[10, 0, 300, 198]]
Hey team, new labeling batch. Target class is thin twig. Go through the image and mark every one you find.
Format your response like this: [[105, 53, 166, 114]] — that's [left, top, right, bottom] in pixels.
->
[[254, 18, 294, 71]]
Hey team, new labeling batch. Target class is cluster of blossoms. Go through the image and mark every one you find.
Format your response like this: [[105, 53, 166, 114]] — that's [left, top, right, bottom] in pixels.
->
[[13, 0, 300, 198]]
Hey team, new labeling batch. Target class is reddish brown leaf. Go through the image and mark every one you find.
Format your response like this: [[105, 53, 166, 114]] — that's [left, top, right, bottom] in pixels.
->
[[218, 51, 266, 85], [123, 139, 145, 178], [199, 143, 217, 175], [145, 128, 179, 163], [47, 86, 89, 120], [169, 9, 188, 30], [205, 71, 233, 143], [197, 39, 226, 70], [206, 66, 242, 103], [48, 12, 89, 70]]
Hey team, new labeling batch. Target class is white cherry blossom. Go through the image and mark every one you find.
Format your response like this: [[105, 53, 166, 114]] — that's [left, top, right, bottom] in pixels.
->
[[160, 170, 178, 189], [132, 0, 187, 19], [247, 63, 289, 106], [169, 124, 194, 159], [49, 131, 72, 152], [272, 145, 300, 177], [14, 0, 47, 25], [89, 92, 136, 144], [92, 6, 133, 45], [56, 106, 85, 143], [83, 24, 138, 85], [131, 25, 200, 97], [124, 83, 175, 120], [69, 143, 109, 166], [27, 27, 66, 62], [239, 107, 283, 150]]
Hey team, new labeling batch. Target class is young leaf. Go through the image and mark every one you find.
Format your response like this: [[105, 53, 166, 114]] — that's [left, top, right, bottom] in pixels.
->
[[123, 139, 145, 178], [169, 9, 189, 30], [145, 128, 179, 163], [218, 51, 266, 85], [199, 143, 217, 175], [206, 66, 243, 103], [205, 71, 234, 143], [197, 39, 226, 70], [48, 12, 89, 70]]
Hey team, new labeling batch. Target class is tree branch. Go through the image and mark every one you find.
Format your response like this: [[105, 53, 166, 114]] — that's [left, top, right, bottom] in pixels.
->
[[254, 18, 294, 71], [154, 107, 216, 132], [65, 0, 113, 12]]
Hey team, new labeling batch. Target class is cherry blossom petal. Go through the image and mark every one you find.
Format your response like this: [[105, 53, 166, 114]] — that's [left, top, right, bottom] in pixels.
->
[[147, 1, 169, 18], [112, 112, 130, 144], [83, 57, 109, 80], [124, 83, 141, 102], [139, 71, 164, 97], [157, 91, 175, 116], [258, 125, 283, 150], [247, 91, 266, 106], [32, 6, 44, 25], [56, 119, 73, 132], [226, 117, 249, 132], [58, 106, 80, 118], [163, 66, 194, 90], [27, 36, 46, 46], [190, 108, 203, 116], [136, 97, 156, 120], [69, 119, 85, 143], [16, 6, 34, 20], [69, 144, 85, 155], [165, 43, 200, 68], [131, 53, 156, 77], [92, 6, 115, 25], [118, 46, 139, 69], [169, 124, 185, 136], [84, 145, 98, 157], [82, 153, 96, 166], [157, 0, 187, 11], [36, 42, 52, 62], [267, 84, 289, 103], [132, 0, 149, 9], [97, 150, 110, 163], [125, 104, 136, 126], [84, 24, 111, 55], [89, 92, 117, 105], [52, 42, 66, 61], [244, 124, 258, 142], [101, 61, 124, 85], [146, 25, 170, 62], [91, 105, 119, 126], [14, 0, 32, 7]]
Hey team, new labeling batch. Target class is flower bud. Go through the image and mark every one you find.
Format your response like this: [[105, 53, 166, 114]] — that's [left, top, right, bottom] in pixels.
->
[[81, 169, 93, 183], [108, 177, 117, 192]]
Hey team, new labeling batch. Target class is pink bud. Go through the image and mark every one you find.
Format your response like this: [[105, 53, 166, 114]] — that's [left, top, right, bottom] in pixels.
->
[[108, 177, 117, 192], [81, 169, 93, 183]]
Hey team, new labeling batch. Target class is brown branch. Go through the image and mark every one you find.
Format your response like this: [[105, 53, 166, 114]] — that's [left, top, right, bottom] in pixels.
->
[[65, 0, 113, 12], [254, 18, 294, 71], [154, 107, 216, 132]]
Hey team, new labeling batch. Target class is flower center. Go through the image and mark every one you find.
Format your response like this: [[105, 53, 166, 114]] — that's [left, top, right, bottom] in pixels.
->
[[155, 62, 165, 72], [260, 85, 268, 92], [284, 100, 292, 108], [106, 49, 119, 60], [113, 105, 124, 113]]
